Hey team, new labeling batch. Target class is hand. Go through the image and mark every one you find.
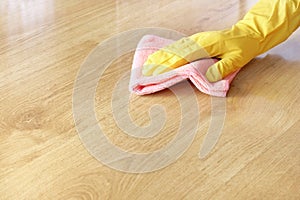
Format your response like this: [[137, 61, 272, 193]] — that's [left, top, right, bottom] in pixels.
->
[[142, 0, 300, 82]]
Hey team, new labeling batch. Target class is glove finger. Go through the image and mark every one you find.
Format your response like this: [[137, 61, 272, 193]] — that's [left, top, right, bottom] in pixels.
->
[[190, 31, 222, 57], [142, 51, 187, 76], [142, 35, 213, 76]]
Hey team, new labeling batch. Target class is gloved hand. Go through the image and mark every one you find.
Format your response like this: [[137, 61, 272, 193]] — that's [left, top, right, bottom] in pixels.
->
[[142, 0, 300, 82]]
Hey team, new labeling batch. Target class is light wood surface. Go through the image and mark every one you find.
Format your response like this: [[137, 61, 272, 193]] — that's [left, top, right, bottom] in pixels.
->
[[1, 0, 299, 199]]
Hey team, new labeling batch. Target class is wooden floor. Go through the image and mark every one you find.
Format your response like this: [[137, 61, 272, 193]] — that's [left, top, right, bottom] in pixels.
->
[[1, 0, 299, 199]]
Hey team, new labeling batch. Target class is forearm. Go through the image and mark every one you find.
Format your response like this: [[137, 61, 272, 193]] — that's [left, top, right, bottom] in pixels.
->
[[142, 0, 300, 81], [234, 0, 300, 53]]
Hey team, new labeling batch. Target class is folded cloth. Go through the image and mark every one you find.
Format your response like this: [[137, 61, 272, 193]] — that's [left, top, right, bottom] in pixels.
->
[[129, 35, 239, 97]]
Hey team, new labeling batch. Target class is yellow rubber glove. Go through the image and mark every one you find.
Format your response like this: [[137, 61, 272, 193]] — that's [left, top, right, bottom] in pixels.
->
[[142, 0, 300, 82]]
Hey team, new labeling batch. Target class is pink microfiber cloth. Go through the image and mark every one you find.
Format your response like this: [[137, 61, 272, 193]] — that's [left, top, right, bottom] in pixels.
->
[[129, 35, 239, 97]]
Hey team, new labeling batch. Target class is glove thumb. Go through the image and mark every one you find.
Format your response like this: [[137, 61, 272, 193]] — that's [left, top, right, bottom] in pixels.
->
[[205, 58, 237, 82]]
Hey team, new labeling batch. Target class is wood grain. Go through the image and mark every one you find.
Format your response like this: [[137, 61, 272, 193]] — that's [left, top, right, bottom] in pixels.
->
[[0, 0, 299, 199]]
